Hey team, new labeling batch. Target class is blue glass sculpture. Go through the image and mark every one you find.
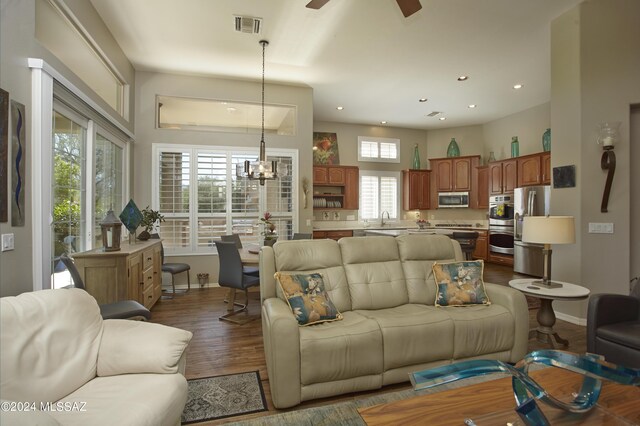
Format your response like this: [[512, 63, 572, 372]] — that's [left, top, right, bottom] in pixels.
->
[[119, 199, 143, 234], [410, 350, 639, 426]]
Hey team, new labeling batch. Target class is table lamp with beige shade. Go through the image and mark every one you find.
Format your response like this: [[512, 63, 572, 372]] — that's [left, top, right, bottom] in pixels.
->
[[522, 216, 575, 288]]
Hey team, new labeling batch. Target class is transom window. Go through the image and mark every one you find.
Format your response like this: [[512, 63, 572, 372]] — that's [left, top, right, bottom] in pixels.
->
[[153, 144, 296, 253], [358, 136, 400, 163]]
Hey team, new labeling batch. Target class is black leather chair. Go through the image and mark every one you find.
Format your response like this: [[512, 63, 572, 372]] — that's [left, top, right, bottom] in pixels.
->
[[60, 254, 151, 321], [292, 233, 312, 240], [161, 243, 191, 298], [221, 234, 259, 276], [215, 241, 260, 324], [587, 286, 640, 368], [452, 231, 479, 261]]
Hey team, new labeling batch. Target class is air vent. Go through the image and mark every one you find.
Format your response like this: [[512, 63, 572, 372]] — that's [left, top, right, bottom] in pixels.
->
[[234, 16, 262, 34], [427, 111, 442, 117]]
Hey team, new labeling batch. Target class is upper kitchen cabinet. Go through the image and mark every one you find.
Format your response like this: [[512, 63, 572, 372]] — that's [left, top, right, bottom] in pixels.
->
[[489, 159, 517, 195], [541, 152, 551, 184], [517, 152, 552, 187], [403, 170, 431, 210], [313, 165, 358, 210], [471, 165, 489, 209], [430, 155, 480, 192]]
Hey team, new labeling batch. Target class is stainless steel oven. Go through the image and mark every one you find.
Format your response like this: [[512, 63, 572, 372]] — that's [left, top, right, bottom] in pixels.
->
[[489, 226, 514, 255], [489, 195, 514, 227]]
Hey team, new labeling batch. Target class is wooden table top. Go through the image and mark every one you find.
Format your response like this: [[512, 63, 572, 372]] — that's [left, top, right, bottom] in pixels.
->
[[358, 366, 640, 425], [239, 246, 260, 265]]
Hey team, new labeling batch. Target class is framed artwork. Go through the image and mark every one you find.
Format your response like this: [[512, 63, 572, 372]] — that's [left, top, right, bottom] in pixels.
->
[[313, 132, 340, 165], [553, 165, 576, 188], [0, 88, 8, 223], [11, 99, 26, 226]]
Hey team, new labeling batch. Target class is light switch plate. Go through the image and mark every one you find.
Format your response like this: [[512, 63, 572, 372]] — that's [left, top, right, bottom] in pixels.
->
[[1, 233, 15, 251], [588, 223, 614, 234]]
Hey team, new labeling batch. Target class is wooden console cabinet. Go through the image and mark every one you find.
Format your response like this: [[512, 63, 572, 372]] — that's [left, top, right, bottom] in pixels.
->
[[72, 240, 162, 309]]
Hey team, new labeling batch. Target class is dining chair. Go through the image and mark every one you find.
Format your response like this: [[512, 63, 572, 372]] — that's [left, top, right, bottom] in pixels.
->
[[221, 234, 259, 276], [161, 242, 191, 298], [215, 241, 261, 325], [292, 233, 312, 240], [451, 231, 479, 261], [60, 254, 151, 321]]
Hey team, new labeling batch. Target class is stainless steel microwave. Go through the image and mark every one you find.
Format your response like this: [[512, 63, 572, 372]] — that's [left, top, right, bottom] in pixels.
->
[[438, 192, 469, 208]]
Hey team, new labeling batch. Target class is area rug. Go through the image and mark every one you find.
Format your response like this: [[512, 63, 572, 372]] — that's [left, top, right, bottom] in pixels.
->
[[182, 371, 267, 424], [226, 365, 545, 426]]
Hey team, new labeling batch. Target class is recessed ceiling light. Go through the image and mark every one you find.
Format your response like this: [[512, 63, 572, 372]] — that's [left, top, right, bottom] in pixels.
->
[[380, 121, 387, 124], [457, 76, 469, 81], [468, 104, 477, 108], [439, 117, 447, 121], [418, 98, 428, 103], [336, 106, 344, 110], [513, 84, 524, 89]]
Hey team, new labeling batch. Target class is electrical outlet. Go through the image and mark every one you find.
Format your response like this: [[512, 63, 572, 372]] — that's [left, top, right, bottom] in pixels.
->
[[306, 219, 311, 226], [1, 233, 15, 251]]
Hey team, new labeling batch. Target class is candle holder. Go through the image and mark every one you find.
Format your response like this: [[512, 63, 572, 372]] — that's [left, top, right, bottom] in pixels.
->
[[597, 122, 620, 213]]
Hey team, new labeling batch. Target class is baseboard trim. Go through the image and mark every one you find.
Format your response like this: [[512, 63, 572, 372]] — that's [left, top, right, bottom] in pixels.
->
[[555, 311, 587, 327]]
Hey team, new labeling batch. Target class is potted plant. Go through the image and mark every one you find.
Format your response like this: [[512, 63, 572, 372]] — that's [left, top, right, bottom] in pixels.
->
[[260, 212, 277, 246], [138, 206, 165, 240]]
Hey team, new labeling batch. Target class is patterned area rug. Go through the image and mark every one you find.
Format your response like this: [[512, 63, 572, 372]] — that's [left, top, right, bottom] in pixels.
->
[[182, 371, 267, 424]]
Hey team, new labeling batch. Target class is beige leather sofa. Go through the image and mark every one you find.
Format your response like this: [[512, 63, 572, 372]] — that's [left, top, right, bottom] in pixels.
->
[[0, 288, 192, 426], [259, 235, 529, 408]]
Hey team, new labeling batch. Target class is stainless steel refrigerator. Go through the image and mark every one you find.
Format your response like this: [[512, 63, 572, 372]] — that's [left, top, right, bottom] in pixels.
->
[[513, 185, 550, 276]]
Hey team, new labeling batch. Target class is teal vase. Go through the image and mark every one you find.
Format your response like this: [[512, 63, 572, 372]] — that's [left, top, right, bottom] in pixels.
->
[[511, 136, 519, 158], [412, 144, 421, 169], [542, 128, 551, 152], [446, 138, 460, 157]]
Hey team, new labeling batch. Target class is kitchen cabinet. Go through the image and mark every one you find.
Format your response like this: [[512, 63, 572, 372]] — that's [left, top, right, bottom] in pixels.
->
[[471, 166, 489, 209], [541, 152, 551, 184], [72, 240, 162, 309], [313, 166, 359, 210], [489, 159, 517, 195], [430, 155, 479, 192], [472, 230, 488, 261], [313, 230, 353, 240], [516, 152, 552, 188], [402, 170, 431, 210]]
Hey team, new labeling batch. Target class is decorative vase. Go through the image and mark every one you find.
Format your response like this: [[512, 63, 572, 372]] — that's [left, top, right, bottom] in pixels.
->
[[511, 136, 519, 158], [137, 230, 151, 241], [412, 144, 421, 169], [264, 237, 278, 247], [542, 128, 551, 152], [488, 151, 496, 162], [446, 138, 460, 157]]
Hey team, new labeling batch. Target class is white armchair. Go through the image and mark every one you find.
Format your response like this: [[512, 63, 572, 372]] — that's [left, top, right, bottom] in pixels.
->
[[0, 288, 192, 426]]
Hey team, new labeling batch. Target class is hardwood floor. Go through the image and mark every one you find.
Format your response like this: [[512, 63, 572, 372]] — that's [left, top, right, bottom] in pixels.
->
[[150, 262, 587, 425]]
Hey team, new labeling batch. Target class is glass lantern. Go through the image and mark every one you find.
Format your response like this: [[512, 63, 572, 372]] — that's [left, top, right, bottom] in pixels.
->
[[596, 121, 621, 150], [101, 209, 122, 252]]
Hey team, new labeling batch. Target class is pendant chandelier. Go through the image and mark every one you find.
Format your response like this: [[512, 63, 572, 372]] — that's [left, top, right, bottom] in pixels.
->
[[236, 39, 280, 186]]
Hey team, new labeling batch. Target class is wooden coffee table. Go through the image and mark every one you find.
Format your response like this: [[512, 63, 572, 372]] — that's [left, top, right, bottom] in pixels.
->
[[358, 367, 640, 425]]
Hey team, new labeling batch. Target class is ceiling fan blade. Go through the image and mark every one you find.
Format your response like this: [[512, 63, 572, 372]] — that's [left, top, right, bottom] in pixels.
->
[[306, 0, 331, 9], [396, 0, 422, 17]]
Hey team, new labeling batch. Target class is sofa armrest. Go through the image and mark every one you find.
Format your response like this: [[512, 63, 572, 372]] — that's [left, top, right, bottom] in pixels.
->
[[587, 293, 640, 352], [484, 282, 530, 362], [262, 297, 301, 409], [97, 320, 192, 377]]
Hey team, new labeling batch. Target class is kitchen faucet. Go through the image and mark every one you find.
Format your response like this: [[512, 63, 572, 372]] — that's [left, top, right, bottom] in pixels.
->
[[381, 211, 390, 227]]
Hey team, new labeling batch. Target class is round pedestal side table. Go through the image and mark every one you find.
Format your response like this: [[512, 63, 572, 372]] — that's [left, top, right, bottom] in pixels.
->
[[509, 278, 590, 348]]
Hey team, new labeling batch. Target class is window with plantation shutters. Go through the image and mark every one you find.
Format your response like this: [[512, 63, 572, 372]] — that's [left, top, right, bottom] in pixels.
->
[[153, 144, 297, 253], [358, 136, 400, 163], [359, 171, 400, 220]]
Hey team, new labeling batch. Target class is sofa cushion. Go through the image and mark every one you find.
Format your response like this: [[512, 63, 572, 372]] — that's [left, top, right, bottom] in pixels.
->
[[299, 311, 383, 385], [397, 234, 460, 305], [339, 237, 409, 310], [275, 272, 343, 326], [273, 239, 352, 312], [51, 373, 187, 426], [356, 304, 454, 370], [438, 304, 515, 358], [597, 321, 640, 350], [0, 289, 103, 404], [432, 260, 490, 306]]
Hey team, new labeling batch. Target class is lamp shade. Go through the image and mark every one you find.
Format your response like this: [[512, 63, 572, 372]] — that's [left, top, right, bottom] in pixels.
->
[[522, 216, 575, 245]]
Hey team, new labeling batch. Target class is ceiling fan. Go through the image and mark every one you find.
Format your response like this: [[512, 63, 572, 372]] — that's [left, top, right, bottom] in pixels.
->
[[306, 0, 422, 18]]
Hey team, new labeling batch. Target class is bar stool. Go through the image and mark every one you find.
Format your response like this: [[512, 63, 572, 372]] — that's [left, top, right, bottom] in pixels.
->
[[452, 231, 479, 261]]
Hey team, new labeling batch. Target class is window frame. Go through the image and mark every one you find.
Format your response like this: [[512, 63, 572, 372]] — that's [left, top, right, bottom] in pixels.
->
[[357, 136, 400, 163], [152, 143, 298, 255], [358, 170, 401, 221]]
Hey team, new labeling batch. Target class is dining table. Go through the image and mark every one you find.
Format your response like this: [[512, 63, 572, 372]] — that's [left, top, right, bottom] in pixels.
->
[[239, 245, 260, 265]]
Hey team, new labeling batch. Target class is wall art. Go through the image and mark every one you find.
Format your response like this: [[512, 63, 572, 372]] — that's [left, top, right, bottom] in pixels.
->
[[11, 100, 26, 226], [552, 165, 576, 189], [312, 132, 340, 165], [0, 88, 8, 223]]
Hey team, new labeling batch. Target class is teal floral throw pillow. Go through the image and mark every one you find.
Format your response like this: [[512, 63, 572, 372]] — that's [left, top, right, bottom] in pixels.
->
[[432, 260, 491, 307], [275, 272, 343, 326]]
